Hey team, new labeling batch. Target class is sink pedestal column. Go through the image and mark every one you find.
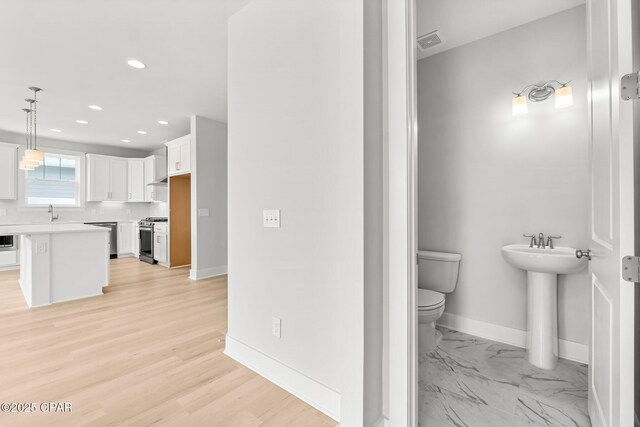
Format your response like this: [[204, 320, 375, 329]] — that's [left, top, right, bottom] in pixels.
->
[[526, 271, 558, 370]]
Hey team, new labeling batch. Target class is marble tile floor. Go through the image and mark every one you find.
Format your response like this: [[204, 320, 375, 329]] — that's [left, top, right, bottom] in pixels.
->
[[419, 327, 590, 427]]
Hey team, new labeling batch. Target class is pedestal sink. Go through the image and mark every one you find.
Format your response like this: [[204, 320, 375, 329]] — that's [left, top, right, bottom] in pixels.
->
[[502, 244, 587, 369]]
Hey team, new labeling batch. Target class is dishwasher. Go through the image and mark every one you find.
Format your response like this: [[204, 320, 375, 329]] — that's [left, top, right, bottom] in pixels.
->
[[84, 222, 118, 259]]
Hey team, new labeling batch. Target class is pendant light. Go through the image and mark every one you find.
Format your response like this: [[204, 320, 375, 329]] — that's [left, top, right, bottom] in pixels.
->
[[22, 87, 44, 166], [19, 108, 37, 171]]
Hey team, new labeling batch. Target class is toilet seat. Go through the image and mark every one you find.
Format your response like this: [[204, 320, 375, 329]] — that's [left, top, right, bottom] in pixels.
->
[[417, 289, 445, 311]]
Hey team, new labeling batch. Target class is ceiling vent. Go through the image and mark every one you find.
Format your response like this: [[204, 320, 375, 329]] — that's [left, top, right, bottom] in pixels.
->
[[417, 30, 444, 52]]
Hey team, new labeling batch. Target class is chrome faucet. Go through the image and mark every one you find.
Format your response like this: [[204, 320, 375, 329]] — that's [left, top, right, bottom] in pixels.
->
[[47, 204, 59, 223], [537, 233, 545, 249], [523, 234, 537, 248], [546, 235, 562, 249]]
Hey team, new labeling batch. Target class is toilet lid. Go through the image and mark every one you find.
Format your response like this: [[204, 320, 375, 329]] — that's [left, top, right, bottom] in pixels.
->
[[417, 289, 445, 309]]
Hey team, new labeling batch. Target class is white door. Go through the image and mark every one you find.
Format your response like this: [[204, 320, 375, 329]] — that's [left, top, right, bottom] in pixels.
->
[[117, 223, 132, 255], [127, 159, 145, 202], [88, 155, 110, 201], [179, 139, 191, 173], [167, 144, 181, 176], [109, 158, 128, 201], [586, 0, 637, 425], [0, 144, 18, 200], [144, 156, 154, 201]]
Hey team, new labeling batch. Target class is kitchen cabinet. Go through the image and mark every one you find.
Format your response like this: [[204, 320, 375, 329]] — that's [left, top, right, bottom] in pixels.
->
[[87, 154, 128, 201], [166, 135, 191, 176], [0, 143, 19, 200], [153, 223, 167, 265], [127, 159, 146, 202], [117, 222, 133, 255], [144, 155, 167, 202]]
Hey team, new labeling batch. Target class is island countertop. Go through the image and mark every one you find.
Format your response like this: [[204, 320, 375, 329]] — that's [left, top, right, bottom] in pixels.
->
[[0, 223, 110, 236]]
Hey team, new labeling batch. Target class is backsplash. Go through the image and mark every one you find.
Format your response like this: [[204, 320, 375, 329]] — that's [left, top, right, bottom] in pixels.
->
[[0, 200, 157, 224]]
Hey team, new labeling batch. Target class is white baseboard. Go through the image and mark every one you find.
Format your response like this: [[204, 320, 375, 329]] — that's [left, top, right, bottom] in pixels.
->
[[224, 334, 340, 421], [189, 265, 227, 280], [437, 312, 589, 365]]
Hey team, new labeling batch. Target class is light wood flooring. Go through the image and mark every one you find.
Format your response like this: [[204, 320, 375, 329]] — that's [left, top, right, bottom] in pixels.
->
[[0, 257, 336, 427]]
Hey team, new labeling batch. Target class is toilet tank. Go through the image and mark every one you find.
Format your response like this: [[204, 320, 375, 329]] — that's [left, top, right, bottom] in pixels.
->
[[417, 250, 462, 294]]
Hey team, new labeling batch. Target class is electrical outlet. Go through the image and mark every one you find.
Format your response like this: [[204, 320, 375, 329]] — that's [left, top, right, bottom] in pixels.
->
[[0, 209, 6, 216], [263, 209, 281, 228], [272, 317, 282, 338], [126, 209, 131, 214]]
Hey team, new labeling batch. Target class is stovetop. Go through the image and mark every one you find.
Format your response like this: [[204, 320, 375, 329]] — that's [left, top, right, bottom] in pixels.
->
[[138, 217, 168, 227]]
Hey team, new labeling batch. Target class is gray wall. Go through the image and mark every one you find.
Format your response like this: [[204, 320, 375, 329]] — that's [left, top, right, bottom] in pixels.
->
[[190, 115, 227, 278], [417, 6, 591, 344]]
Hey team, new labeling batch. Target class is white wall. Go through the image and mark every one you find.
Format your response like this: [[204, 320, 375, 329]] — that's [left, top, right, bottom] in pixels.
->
[[417, 6, 591, 345], [0, 129, 157, 224], [226, 0, 364, 423], [189, 115, 227, 279]]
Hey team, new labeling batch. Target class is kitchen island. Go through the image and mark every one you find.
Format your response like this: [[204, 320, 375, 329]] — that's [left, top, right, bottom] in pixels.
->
[[0, 223, 110, 308]]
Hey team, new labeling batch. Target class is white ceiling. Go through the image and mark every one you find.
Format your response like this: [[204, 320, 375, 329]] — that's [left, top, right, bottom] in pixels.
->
[[0, 0, 250, 151], [416, 0, 585, 60]]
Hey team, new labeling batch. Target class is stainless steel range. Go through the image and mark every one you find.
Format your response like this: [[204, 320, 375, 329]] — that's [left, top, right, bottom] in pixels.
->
[[138, 217, 167, 264]]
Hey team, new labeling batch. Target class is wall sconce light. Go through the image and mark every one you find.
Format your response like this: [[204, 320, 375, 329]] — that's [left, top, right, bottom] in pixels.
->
[[511, 80, 573, 116]]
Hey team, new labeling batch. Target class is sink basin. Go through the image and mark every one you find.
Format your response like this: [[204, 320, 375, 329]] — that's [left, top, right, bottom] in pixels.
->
[[501, 244, 586, 274], [502, 243, 588, 370]]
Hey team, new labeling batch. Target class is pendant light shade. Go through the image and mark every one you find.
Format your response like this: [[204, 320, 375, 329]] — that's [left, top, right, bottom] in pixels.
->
[[19, 87, 44, 170], [24, 149, 44, 164]]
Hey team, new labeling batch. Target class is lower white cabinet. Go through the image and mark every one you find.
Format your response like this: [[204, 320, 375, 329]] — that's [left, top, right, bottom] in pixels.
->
[[0, 250, 19, 269], [117, 222, 133, 255], [153, 224, 167, 265]]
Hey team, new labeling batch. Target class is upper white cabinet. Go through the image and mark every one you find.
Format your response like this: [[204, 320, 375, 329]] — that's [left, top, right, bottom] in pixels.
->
[[144, 154, 167, 202], [86, 154, 128, 201], [0, 143, 18, 200], [166, 135, 191, 176], [127, 159, 146, 202]]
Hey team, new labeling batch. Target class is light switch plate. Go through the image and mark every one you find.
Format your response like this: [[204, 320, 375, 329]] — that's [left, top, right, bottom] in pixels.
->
[[263, 209, 280, 228], [272, 317, 282, 338], [199, 208, 210, 217]]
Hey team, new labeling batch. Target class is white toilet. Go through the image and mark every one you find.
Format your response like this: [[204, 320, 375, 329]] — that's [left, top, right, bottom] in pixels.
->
[[417, 250, 462, 353]]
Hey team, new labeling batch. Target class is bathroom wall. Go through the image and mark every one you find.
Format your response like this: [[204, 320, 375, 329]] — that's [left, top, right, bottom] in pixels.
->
[[417, 6, 591, 345], [0, 129, 161, 223]]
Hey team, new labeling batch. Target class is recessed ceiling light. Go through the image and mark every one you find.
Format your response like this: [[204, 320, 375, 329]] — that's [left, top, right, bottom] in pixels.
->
[[76, 120, 88, 124], [137, 130, 147, 135], [50, 128, 62, 132], [88, 105, 103, 111], [122, 139, 131, 143], [127, 59, 146, 69], [158, 120, 169, 125]]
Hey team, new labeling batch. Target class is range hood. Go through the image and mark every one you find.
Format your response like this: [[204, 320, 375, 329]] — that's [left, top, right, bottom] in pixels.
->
[[147, 177, 167, 186]]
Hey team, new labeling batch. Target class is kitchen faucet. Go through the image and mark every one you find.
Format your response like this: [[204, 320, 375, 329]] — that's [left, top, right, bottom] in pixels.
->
[[48, 204, 59, 223]]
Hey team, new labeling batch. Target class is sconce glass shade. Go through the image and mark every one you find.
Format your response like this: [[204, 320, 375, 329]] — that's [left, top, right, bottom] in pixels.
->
[[555, 85, 573, 108], [512, 95, 528, 116], [24, 149, 44, 164]]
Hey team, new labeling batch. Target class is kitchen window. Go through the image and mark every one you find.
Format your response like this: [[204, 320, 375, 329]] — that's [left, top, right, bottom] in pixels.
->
[[25, 153, 82, 207]]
